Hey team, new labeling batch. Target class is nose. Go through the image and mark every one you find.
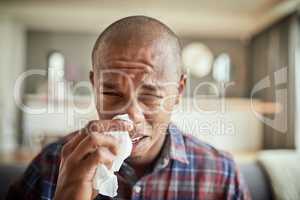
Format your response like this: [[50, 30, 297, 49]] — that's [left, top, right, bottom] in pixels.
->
[[126, 100, 144, 125]]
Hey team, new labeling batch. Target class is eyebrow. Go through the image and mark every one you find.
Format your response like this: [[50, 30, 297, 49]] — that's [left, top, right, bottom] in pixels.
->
[[101, 82, 166, 97], [139, 83, 166, 97], [141, 84, 161, 91], [108, 60, 154, 73], [102, 82, 118, 90], [102, 82, 163, 91]]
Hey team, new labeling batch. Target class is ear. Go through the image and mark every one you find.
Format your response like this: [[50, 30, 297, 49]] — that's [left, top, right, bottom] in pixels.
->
[[89, 70, 94, 86], [175, 74, 187, 104]]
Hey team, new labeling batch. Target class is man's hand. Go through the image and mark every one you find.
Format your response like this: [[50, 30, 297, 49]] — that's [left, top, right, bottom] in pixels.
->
[[53, 119, 133, 200]]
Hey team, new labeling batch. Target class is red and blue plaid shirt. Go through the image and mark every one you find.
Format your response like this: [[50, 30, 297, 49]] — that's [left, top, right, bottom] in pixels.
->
[[7, 123, 251, 200]]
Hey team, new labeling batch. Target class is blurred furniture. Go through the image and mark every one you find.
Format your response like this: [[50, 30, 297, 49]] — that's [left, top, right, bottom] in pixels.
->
[[0, 161, 273, 200], [172, 98, 278, 152], [240, 162, 273, 200], [22, 94, 95, 151], [257, 150, 300, 200]]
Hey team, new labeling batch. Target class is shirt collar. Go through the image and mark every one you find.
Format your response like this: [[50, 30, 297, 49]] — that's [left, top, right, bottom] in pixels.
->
[[153, 123, 189, 172], [166, 123, 189, 165]]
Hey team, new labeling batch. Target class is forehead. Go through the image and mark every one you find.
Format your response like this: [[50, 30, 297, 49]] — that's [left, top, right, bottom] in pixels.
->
[[95, 39, 178, 82], [101, 41, 162, 67], [99, 65, 167, 91]]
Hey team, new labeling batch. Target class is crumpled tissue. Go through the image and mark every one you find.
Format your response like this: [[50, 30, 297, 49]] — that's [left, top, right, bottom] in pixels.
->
[[92, 114, 133, 197]]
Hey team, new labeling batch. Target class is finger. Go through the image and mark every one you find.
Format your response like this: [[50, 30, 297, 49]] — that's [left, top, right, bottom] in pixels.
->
[[69, 133, 119, 162], [61, 130, 87, 158], [86, 147, 116, 169], [86, 119, 133, 134], [92, 190, 98, 200]]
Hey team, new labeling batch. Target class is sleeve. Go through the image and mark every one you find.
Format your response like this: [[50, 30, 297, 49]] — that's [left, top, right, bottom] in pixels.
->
[[5, 142, 62, 200], [6, 154, 44, 200]]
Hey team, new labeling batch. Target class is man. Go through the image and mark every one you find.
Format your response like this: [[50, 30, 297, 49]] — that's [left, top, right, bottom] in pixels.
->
[[7, 16, 250, 200]]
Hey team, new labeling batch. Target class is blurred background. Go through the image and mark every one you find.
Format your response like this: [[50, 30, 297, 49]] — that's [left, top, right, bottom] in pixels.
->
[[0, 0, 300, 199]]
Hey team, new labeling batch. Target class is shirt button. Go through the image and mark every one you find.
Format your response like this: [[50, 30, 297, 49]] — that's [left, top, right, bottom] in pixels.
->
[[162, 158, 169, 168], [133, 185, 142, 193]]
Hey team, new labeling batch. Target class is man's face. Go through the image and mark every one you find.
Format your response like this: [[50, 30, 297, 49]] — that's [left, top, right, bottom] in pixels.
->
[[91, 40, 184, 163]]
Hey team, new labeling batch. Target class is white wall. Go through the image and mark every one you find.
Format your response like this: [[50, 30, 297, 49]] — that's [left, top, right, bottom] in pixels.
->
[[0, 16, 26, 153], [294, 20, 300, 151]]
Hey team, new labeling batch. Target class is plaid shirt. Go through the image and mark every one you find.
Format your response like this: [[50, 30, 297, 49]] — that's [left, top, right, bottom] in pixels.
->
[[7, 123, 251, 200]]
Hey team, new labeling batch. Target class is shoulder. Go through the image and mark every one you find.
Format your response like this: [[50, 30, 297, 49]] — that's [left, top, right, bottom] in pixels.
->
[[29, 136, 66, 173], [25, 131, 76, 176], [14, 133, 73, 199], [22, 142, 62, 194], [183, 134, 235, 165], [30, 131, 76, 169], [181, 134, 251, 199], [181, 134, 239, 181]]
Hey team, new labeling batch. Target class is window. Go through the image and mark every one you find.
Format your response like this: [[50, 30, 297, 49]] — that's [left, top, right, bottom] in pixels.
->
[[48, 51, 65, 81], [182, 43, 213, 78], [212, 53, 231, 83], [47, 51, 66, 100]]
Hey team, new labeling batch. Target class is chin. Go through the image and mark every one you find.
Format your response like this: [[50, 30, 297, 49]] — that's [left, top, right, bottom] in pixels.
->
[[128, 154, 146, 165], [130, 147, 148, 158]]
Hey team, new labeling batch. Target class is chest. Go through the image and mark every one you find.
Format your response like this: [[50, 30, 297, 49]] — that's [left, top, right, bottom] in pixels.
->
[[96, 168, 224, 200]]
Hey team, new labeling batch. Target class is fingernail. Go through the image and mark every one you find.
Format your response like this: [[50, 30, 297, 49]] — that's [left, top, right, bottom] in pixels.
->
[[128, 122, 134, 130]]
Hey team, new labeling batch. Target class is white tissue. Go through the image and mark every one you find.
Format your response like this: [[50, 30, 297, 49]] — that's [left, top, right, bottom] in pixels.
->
[[93, 114, 133, 197]]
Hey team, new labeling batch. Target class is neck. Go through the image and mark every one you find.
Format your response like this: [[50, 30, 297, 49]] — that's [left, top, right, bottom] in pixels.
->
[[129, 133, 167, 178]]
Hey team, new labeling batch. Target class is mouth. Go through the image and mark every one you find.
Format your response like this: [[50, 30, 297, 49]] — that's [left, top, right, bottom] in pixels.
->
[[129, 126, 148, 144], [129, 123, 152, 149], [131, 135, 148, 144], [130, 135, 150, 153]]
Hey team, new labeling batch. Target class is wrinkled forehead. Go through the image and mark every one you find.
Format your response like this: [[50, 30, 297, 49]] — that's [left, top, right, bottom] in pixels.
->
[[94, 41, 178, 84], [98, 65, 171, 92]]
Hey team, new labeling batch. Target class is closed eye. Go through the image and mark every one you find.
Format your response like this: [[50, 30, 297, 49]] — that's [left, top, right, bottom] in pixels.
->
[[139, 94, 163, 100], [102, 91, 122, 97]]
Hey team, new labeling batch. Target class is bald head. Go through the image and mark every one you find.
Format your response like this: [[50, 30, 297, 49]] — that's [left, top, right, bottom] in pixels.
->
[[92, 15, 183, 78]]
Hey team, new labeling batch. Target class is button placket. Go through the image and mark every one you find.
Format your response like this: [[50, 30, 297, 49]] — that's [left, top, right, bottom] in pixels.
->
[[131, 182, 143, 200], [161, 158, 169, 168], [133, 185, 141, 193]]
